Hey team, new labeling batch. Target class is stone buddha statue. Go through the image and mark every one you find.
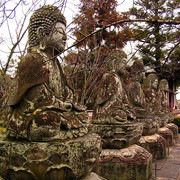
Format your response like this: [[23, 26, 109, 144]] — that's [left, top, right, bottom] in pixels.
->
[[5, 5, 88, 141], [126, 60, 146, 117], [143, 73, 164, 127], [126, 60, 160, 135], [159, 79, 169, 113], [159, 79, 174, 124], [144, 74, 161, 114], [91, 50, 143, 149], [92, 49, 135, 124]]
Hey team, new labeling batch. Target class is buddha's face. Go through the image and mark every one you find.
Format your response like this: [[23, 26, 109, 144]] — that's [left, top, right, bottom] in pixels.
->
[[159, 81, 168, 91], [45, 22, 66, 55], [152, 78, 158, 89], [116, 59, 126, 75]]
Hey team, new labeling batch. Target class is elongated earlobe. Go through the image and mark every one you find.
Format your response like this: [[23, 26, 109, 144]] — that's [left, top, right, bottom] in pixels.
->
[[40, 39, 46, 51]]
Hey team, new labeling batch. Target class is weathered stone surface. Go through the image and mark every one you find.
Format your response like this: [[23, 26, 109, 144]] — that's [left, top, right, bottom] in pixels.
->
[[159, 79, 174, 124], [92, 50, 136, 126], [124, 61, 160, 135], [97, 145, 152, 180], [0, 133, 101, 180], [4, 5, 89, 142], [8, 168, 37, 180], [42, 165, 76, 180], [157, 127, 174, 146], [138, 134, 166, 159], [166, 123, 178, 138], [0, 5, 105, 180], [89, 123, 143, 149], [0, 157, 8, 179]]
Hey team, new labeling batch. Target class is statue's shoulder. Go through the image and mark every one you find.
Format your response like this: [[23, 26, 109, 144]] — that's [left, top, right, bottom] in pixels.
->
[[96, 72, 118, 105], [18, 50, 46, 71], [7, 50, 50, 106]]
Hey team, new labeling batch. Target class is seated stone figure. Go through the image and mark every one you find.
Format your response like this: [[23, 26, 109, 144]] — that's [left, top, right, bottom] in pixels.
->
[[92, 49, 135, 124], [159, 79, 174, 124], [5, 5, 88, 141], [126, 61, 160, 135], [144, 74, 161, 112], [143, 74, 164, 126], [91, 50, 143, 149]]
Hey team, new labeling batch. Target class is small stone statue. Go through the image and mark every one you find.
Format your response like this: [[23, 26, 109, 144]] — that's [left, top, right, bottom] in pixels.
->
[[144, 74, 162, 114], [126, 61, 160, 135], [159, 79, 174, 124], [5, 5, 88, 141], [159, 79, 169, 113], [92, 49, 135, 124], [126, 60, 146, 117], [143, 74, 163, 126]]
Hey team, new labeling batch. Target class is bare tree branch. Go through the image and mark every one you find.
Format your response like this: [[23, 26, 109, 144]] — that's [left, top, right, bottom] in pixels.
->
[[2, 27, 28, 75], [64, 18, 180, 52]]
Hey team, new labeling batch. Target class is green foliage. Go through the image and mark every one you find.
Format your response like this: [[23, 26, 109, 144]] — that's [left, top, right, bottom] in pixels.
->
[[130, 0, 179, 78], [173, 116, 180, 133]]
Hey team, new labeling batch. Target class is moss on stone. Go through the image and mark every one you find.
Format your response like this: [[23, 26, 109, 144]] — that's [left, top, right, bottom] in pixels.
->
[[0, 127, 6, 134]]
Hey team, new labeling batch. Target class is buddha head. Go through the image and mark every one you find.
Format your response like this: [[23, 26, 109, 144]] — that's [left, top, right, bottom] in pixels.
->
[[130, 60, 145, 83], [28, 5, 67, 54], [106, 49, 126, 75], [146, 74, 158, 89], [159, 79, 169, 91]]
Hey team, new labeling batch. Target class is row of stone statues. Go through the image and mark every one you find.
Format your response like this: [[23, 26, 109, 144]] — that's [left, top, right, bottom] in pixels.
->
[[3, 6, 172, 143], [0, 4, 175, 180], [92, 49, 173, 137]]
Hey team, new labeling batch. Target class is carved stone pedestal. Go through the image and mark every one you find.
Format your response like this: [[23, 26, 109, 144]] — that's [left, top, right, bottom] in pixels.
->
[[138, 134, 166, 159], [166, 123, 178, 138], [0, 133, 101, 180], [90, 123, 143, 149], [157, 127, 174, 146], [97, 145, 152, 180]]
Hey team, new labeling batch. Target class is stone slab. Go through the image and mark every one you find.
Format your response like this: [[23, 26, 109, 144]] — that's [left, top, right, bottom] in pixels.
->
[[156, 163, 180, 179]]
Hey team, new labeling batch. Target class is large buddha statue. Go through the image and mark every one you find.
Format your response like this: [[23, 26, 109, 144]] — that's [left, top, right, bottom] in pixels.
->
[[4, 5, 88, 141]]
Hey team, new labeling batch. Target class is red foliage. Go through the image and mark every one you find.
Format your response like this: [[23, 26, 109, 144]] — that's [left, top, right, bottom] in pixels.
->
[[73, 0, 132, 50]]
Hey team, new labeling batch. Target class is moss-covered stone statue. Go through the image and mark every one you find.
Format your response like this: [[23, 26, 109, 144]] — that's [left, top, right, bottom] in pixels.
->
[[0, 5, 103, 180], [91, 50, 143, 149], [144, 74, 174, 146], [159, 79, 173, 123], [144, 74, 168, 127], [159, 79, 178, 138], [4, 5, 89, 142], [124, 62, 167, 160], [126, 60, 160, 135], [92, 49, 136, 125]]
